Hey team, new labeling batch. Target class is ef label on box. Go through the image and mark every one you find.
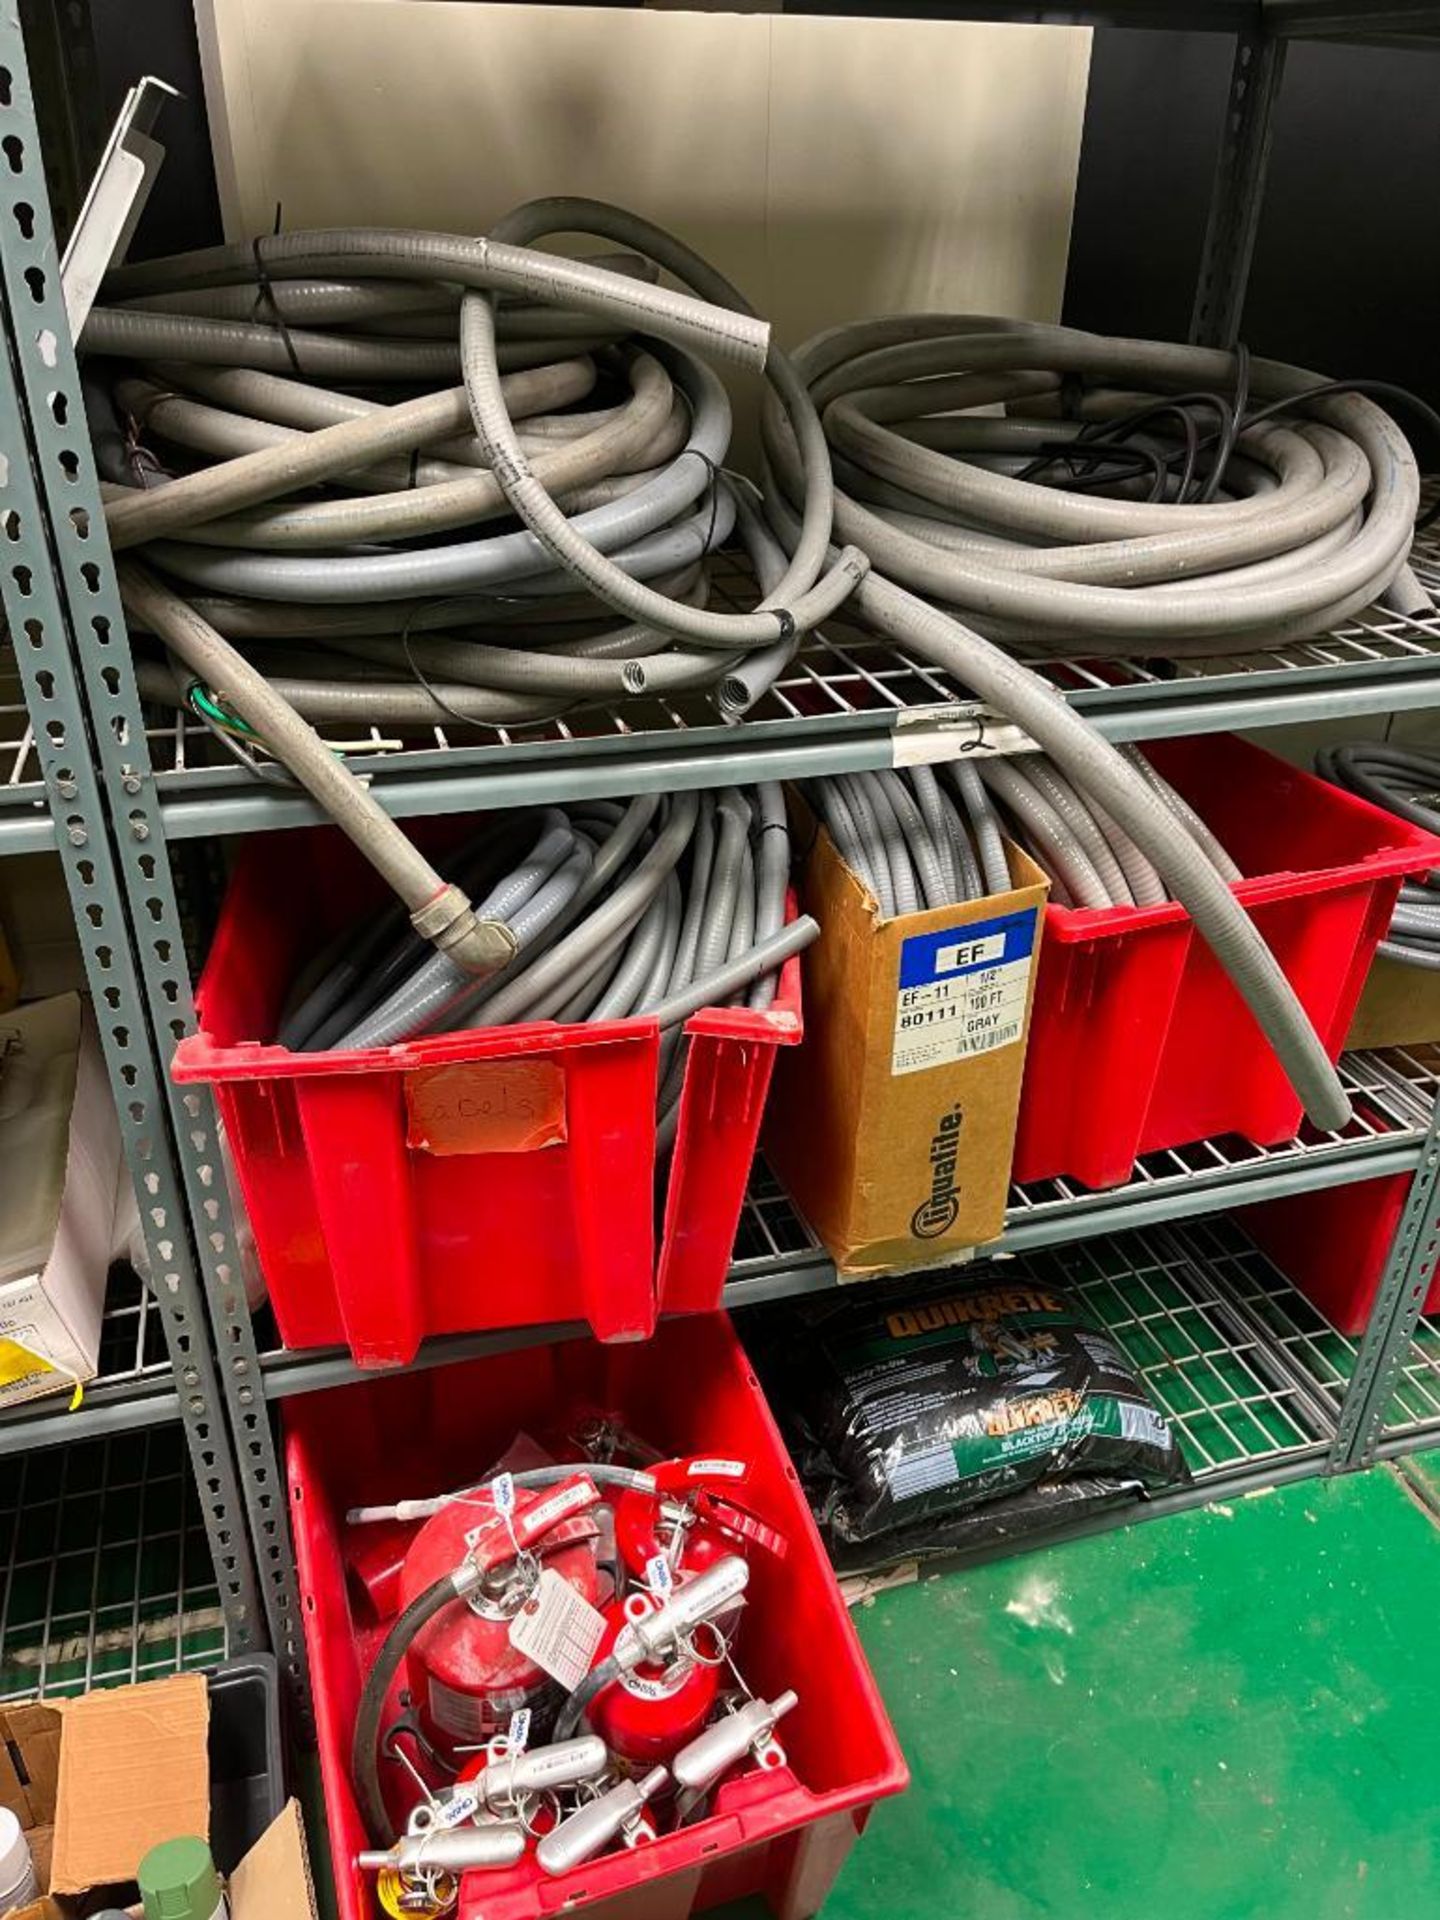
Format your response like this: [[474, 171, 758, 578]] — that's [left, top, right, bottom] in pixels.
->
[[892, 908, 1038, 1077]]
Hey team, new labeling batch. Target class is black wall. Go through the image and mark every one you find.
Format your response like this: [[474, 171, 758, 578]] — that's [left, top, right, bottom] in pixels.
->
[[1064, 27, 1440, 409], [24, 0, 220, 256]]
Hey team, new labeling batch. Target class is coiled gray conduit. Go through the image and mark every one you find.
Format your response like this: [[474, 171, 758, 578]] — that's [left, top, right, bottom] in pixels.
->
[[803, 754, 1220, 919], [1316, 742, 1440, 969], [805, 766, 996, 912], [287, 788, 812, 1143], [761, 324, 1358, 1130], [88, 204, 869, 976], [790, 315, 1424, 656]]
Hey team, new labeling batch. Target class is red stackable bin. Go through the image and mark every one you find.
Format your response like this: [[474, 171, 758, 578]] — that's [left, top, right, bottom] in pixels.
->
[[1239, 1172, 1440, 1336], [287, 1314, 908, 1920], [174, 823, 802, 1366], [1013, 733, 1440, 1190]]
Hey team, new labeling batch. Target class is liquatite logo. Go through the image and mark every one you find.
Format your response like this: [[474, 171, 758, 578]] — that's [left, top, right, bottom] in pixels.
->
[[911, 1104, 962, 1237]]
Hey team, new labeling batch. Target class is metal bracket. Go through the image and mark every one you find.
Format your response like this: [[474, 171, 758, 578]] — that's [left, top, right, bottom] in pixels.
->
[[0, 0, 280, 1670], [60, 73, 176, 339], [1332, 1107, 1440, 1469], [1189, 27, 1288, 349]]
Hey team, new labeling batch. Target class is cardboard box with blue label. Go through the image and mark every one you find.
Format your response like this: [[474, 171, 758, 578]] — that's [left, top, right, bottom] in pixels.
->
[[766, 795, 1048, 1277]]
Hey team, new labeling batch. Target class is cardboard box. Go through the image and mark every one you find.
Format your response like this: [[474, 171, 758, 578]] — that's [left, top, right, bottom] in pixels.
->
[[0, 995, 120, 1410], [1346, 951, 1440, 1051], [767, 803, 1048, 1276], [1, 1674, 314, 1920]]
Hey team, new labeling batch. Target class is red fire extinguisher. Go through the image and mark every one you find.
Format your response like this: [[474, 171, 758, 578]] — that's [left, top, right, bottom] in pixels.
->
[[400, 1474, 602, 1752], [613, 1457, 788, 1584]]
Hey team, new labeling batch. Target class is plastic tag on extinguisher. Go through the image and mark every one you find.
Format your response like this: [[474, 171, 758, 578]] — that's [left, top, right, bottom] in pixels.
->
[[508, 1707, 532, 1752], [491, 1472, 516, 1517], [509, 1569, 607, 1691], [435, 1783, 484, 1831], [646, 1553, 674, 1599]]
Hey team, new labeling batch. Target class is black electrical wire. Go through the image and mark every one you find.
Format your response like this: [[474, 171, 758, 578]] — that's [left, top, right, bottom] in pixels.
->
[[352, 1571, 466, 1847], [553, 1655, 627, 1743]]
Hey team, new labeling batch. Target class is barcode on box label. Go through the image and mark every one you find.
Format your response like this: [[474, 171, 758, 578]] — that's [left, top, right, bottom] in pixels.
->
[[892, 908, 1037, 1076]]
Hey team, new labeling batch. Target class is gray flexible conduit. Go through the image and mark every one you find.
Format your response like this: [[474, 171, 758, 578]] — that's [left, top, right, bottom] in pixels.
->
[[1317, 742, 1440, 968], [96, 218, 1371, 1130], [803, 754, 1233, 918], [760, 319, 1376, 1131], [777, 315, 1424, 657], [85, 202, 864, 979], [289, 787, 813, 1141]]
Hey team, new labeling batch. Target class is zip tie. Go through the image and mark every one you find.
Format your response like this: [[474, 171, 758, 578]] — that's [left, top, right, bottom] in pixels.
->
[[251, 211, 303, 377]]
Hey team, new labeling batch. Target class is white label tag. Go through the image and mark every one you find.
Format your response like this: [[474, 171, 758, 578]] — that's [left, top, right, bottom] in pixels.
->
[[435, 1784, 484, 1831], [645, 1553, 674, 1598], [892, 909, 1038, 1076], [508, 1707, 532, 1752], [509, 1569, 607, 1691], [521, 1479, 593, 1536], [491, 1471, 516, 1517], [687, 1458, 745, 1480]]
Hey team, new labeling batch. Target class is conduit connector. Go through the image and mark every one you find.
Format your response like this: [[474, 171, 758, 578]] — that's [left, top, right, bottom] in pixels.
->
[[412, 885, 518, 977]]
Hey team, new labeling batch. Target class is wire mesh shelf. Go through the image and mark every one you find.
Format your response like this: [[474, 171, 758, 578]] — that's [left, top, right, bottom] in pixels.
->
[[0, 636, 50, 851], [1360, 1039, 1440, 1124], [734, 1215, 1346, 1523], [0, 1265, 177, 1457], [0, 1426, 228, 1703], [140, 502, 1440, 830], [255, 1050, 1422, 1409], [1383, 1317, 1440, 1446], [1008, 1219, 1341, 1476], [1157, 1213, 1364, 1427], [729, 1048, 1428, 1296]]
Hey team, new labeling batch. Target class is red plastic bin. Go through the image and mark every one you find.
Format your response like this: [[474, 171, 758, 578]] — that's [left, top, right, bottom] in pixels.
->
[[1239, 1172, 1440, 1336], [173, 822, 802, 1365], [286, 1314, 908, 1920], [1013, 734, 1440, 1190]]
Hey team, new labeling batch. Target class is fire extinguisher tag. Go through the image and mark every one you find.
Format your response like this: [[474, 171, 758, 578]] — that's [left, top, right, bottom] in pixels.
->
[[646, 1553, 674, 1598], [508, 1707, 532, 1752], [491, 1472, 516, 1517], [509, 1568, 607, 1691], [434, 1783, 484, 1831]]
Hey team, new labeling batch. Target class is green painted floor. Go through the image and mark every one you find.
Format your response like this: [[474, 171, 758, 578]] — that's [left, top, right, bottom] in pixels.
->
[[308, 1459, 1440, 1920], [823, 1467, 1440, 1920]]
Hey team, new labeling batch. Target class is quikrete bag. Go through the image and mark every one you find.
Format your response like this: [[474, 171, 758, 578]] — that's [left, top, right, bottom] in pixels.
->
[[754, 1264, 1189, 1544]]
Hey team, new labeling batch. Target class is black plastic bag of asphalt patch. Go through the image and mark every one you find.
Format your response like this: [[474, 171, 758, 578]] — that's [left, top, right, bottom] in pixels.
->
[[823, 1475, 1145, 1577], [752, 1263, 1189, 1543]]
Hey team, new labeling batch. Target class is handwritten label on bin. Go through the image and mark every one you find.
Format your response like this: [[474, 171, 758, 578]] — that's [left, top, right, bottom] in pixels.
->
[[405, 1058, 567, 1156]]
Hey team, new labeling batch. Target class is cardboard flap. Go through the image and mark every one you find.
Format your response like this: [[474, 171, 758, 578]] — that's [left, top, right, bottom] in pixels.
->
[[230, 1801, 317, 1920], [49, 1675, 209, 1895], [0, 1703, 63, 1826]]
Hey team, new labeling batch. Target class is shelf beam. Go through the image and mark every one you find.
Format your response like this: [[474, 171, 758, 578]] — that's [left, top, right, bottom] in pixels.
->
[[258, 1105, 1424, 1399]]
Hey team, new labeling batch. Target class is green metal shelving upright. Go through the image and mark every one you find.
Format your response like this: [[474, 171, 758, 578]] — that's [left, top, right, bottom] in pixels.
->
[[0, 0, 265, 1695]]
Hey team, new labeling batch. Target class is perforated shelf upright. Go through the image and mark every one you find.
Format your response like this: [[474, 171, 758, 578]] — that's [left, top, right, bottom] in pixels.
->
[[0, 0, 264, 1697]]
